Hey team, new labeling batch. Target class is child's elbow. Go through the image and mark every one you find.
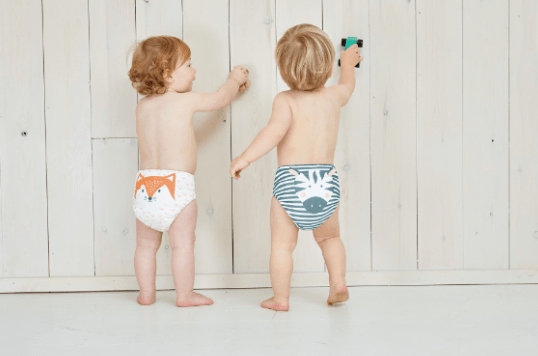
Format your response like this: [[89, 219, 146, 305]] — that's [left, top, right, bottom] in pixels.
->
[[338, 86, 354, 106]]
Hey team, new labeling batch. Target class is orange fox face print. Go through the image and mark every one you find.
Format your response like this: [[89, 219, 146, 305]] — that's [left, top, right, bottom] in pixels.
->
[[134, 173, 176, 202]]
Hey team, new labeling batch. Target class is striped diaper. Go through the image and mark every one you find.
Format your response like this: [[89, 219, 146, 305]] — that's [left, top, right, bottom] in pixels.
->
[[273, 164, 340, 231]]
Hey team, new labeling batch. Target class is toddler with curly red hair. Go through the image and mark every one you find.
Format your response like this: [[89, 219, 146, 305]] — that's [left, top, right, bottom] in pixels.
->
[[128, 36, 249, 307]]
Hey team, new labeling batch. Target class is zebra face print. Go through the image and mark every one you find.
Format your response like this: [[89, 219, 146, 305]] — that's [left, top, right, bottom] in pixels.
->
[[273, 164, 340, 231]]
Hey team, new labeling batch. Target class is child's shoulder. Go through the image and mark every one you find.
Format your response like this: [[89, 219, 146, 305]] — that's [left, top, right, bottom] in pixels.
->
[[279, 86, 339, 102], [136, 92, 194, 111]]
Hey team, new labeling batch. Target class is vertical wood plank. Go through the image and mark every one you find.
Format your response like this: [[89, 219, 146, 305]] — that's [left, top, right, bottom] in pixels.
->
[[510, 0, 538, 269], [43, 0, 95, 276], [90, 0, 137, 138], [370, 0, 417, 270], [276, 0, 322, 93], [275, 0, 325, 272], [93, 139, 138, 275], [231, 0, 277, 273], [134, 0, 183, 276], [323, 0, 371, 271], [0, 0, 49, 277], [0, 163, 2, 278], [463, 0, 509, 269], [183, 0, 232, 273], [135, 0, 183, 39], [417, 0, 463, 270]]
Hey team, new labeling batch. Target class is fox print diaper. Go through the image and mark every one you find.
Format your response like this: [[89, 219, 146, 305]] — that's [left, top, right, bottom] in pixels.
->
[[133, 169, 196, 232]]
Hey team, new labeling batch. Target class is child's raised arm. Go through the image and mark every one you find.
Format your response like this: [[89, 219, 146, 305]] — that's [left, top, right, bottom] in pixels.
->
[[229, 93, 291, 179], [332, 44, 363, 107], [189, 66, 250, 112]]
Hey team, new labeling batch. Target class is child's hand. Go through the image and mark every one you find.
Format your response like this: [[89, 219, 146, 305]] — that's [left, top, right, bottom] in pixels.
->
[[239, 76, 251, 93], [340, 44, 363, 68], [230, 66, 249, 87], [230, 155, 250, 180]]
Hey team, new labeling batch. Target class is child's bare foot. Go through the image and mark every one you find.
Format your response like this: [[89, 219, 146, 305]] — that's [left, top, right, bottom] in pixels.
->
[[176, 291, 214, 307], [327, 285, 349, 305], [137, 291, 156, 305], [260, 297, 289, 311]]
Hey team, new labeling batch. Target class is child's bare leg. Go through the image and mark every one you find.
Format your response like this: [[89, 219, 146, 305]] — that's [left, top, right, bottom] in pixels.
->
[[261, 197, 299, 311], [168, 200, 213, 307], [134, 218, 163, 305], [313, 206, 349, 305]]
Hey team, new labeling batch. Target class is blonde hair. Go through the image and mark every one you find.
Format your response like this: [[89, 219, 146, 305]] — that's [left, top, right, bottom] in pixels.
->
[[128, 36, 191, 96], [275, 24, 335, 91]]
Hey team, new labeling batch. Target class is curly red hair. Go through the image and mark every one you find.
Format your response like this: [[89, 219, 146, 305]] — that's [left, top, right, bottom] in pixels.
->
[[128, 36, 191, 96]]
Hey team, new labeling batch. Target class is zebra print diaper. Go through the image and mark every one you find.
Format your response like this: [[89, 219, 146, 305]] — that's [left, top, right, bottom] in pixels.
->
[[273, 164, 340, 231]]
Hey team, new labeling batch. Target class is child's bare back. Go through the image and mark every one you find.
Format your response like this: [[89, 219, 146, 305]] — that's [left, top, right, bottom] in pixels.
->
[[136, 93, 198, 173], [275, 87, 344, 166]]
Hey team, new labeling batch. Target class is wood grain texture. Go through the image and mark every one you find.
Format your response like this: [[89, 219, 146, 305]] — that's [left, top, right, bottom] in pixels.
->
[[135, 0, 183, 39], [230, 0, 278, 273], [90, 0, 137, 138], [93, 139, 138, 275], [463, 0, 509, 269], [370, 0, 418, 270], [323, 0, 371, 271], [43, 0, 95, 276], [0, 0, 49, 277], [183, 0, 232, 273], [509, 0, 538, 269], [417, 0, 463, 270]]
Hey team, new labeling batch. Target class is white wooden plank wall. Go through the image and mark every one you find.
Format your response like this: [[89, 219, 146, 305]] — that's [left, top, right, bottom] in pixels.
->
[[183, 0, 233, 274], [93, 139, 139, 275], [135, 0, 183, 39], [463, 0, 509, 269], [1, 0, 537, 291], [416, 0, 463, 270], [230, 0, 278, 273], [370, 0, 418, 270], [0, 0, 49, 277], [43, 0, 95, 277], [509, 0, 538, 269], [90, 0, 137, 138]]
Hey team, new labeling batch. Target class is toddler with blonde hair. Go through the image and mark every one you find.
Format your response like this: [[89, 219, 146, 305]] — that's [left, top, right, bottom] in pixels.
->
[[230, 24, 362, 311], [128, 36, 249, 307]]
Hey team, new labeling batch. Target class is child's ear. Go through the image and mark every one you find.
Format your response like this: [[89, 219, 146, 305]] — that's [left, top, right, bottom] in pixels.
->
[[163, 69, 170, 81]]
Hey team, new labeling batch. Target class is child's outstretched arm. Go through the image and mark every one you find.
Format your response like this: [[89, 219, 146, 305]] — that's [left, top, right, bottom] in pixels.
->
[[229, 93, 291, 179], [332, 44, 363, 107], [189, 66, 250, 112]]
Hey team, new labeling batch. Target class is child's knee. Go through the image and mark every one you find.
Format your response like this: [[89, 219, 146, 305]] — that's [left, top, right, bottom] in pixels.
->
[[137, 238, 162, 252], [272, 240, 297, 253], [169, 232, 195, 251]]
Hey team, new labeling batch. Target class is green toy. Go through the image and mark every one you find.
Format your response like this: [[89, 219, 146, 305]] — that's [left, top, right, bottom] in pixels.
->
[[338, 37, 363, 68]]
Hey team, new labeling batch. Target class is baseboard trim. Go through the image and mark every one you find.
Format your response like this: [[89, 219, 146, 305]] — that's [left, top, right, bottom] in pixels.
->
[[1, 270, 537, 293]]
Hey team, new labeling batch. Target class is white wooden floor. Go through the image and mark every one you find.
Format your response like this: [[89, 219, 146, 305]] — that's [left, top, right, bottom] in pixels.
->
[[1, 285, 537, 355]]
